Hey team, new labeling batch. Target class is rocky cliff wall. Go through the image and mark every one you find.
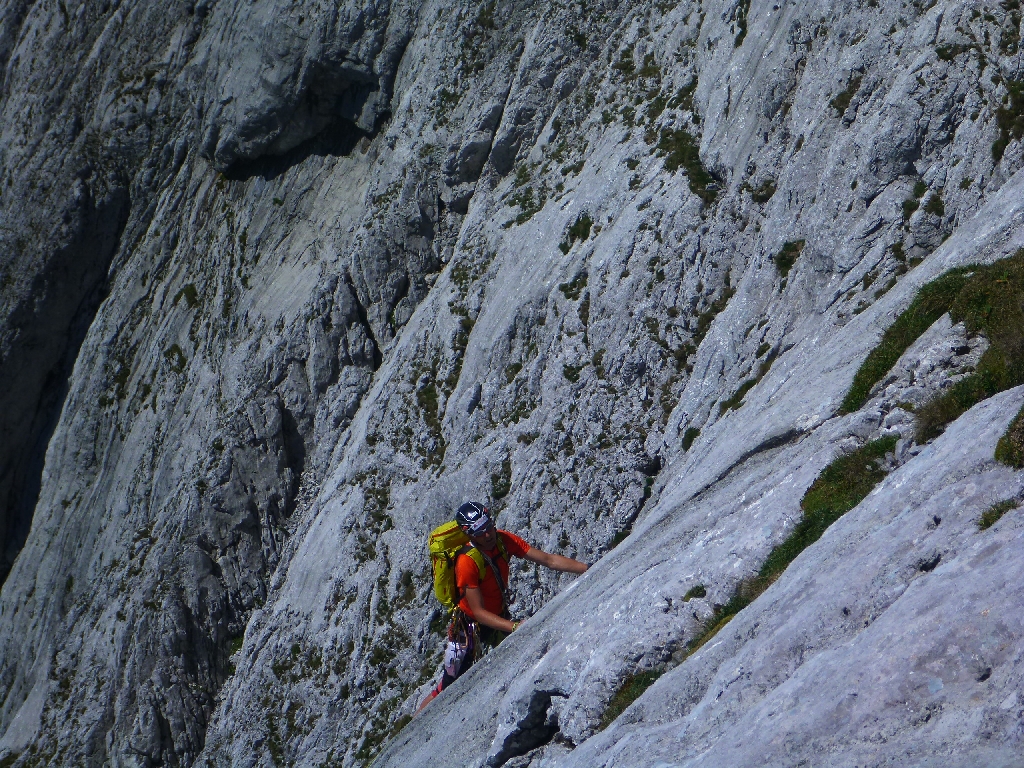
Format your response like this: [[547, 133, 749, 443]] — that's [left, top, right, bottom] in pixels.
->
[[0, 0, 1022, 765]]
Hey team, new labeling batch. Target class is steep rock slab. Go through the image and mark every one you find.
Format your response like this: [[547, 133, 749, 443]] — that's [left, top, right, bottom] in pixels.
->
[[2, 0, 1024, 764], [0, 0, 593, 760], [215, 0, 1024, 763], [205, 0, 1024, 763], [0, 0, 200, 586], [560, 388, 1024, 768], [374, 391, 1024, 768], [370, 166, 1024, 761]]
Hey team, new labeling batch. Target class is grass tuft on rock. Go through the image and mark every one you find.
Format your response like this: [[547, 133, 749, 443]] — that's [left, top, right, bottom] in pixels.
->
[[657, 128, 718, 204], [562, 362, 585, 383], [749, 179, 776, 203], [390, 713, 413, 738], [978, 498, 1019, 530], [995, 403, 1024, 467], [600, 436, 897, 732], [924, 192, 945, 217], [685, 437, 897, 662], [719, 379, 756, 414], [692, 279, 735, 347], [759, 435, 897, 581], [491, 456, 512, 500], [559, 214, 593, 253], [842, 250, 1024, 429], [992, 79, 1024, 162], [682, 584, 706, 601], [774, 240, 805, 277], [732, 0, 750, 46], [914, 251, 1024, 442], [840, 267, 970, 413], [164, 344, 187, 373], [830, 73, 863, 114], [598, 669, 663, 730], [558, 272, 588, 300]]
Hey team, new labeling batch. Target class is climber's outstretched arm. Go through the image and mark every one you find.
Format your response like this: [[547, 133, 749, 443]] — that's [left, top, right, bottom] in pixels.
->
[[523, 548, 588, 574]]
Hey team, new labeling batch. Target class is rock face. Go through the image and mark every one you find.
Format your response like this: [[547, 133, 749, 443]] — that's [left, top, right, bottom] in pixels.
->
[[1, 0, 1023, 765]]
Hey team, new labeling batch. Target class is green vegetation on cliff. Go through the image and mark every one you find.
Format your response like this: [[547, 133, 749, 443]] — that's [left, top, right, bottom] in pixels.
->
[[599, 435, 898, 729], [842, 250, 1024, 446]]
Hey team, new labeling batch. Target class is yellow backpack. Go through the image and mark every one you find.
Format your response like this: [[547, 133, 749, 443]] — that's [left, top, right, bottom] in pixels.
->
[[428, 520, 509, 613]]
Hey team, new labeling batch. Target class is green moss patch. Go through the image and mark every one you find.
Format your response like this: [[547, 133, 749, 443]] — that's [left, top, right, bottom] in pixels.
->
[[657, 128, 718, 204], [687, 437, 896, 661], [598, 669, 663, 730], [840, 266, 970, 413], [993, 79, 1024, 162], [774, 240, 805, 277], [996, 403, 1024, 467], [978, 498, 1019, 530]]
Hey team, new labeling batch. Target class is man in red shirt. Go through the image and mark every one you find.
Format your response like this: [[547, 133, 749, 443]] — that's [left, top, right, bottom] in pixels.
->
[[420, 501, 588, 708]]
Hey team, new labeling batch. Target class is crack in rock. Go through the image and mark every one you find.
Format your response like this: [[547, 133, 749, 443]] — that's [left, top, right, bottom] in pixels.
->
[[486, 690, 565, 767]]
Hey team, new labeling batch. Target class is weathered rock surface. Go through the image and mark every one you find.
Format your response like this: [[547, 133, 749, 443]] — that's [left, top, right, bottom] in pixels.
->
[[564, 389, 1024, 767], [1, 0, 1023, 765], [378, 388, 1024, 768]]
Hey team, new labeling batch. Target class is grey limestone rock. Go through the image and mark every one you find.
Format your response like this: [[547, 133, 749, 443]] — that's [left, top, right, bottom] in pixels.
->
[[1, 0, 1024, 765]]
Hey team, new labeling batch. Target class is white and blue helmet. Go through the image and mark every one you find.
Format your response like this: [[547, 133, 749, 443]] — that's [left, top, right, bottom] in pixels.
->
[[456, 501, 492, 536]]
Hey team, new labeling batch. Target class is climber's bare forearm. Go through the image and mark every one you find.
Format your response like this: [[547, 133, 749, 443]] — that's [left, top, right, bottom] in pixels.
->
[[523, 548, 588, 574], [464, 586, 516, 632]]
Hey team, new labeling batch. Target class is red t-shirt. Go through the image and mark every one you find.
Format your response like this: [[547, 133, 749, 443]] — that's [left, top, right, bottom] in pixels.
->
[[456, 530, 531, 619]]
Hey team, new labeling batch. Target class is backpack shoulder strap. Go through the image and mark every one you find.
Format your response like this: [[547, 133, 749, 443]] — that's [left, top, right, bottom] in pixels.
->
[[456, 545, 488, 579], [457, 543, 510, 612], [494, 534, 516, 608], [473, 545, 509, 612], [453, 546, 487, 608]]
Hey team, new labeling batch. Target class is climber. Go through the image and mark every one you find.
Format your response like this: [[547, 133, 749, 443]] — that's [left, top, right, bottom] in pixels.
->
[[417, 501, 588, 711]]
